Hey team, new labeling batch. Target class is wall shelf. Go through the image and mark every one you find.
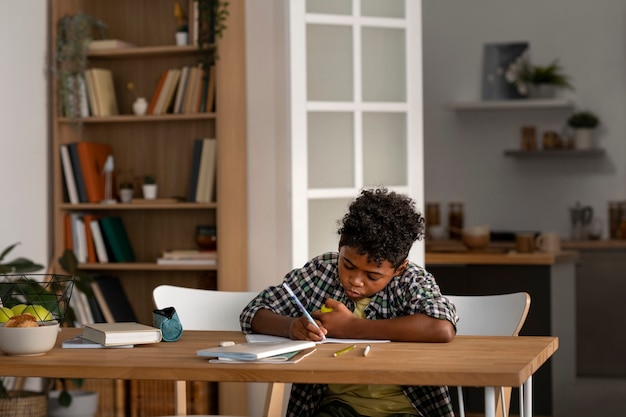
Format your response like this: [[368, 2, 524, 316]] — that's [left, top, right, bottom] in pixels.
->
[[504, 149, 605, 158], [447, 98, 574, 111]]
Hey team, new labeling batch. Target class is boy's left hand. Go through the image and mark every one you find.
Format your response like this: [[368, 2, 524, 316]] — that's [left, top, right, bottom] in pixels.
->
[[312, 299, 355, 338]]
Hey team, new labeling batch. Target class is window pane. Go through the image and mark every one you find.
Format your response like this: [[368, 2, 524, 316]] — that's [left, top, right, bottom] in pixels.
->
[[308, 112, 354, 188], [308, 198, 351, 259], [307, 24, 353, 101], [362, 27, 406, 102], [361, 0, 405, 18], [307, 0, 351, 15], [362, 112, 407, 186]]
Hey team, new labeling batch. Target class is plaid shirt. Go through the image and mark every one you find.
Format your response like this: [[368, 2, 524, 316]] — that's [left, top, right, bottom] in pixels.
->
[[240, 252, 459, 417]]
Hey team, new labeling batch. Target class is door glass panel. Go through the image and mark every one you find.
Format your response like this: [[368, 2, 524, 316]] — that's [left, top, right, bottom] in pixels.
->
[[362, 112, 407, 187], [361, 0, 405, 18], [306, 0, 351, 15], [307, 24, 353, 101], [308, 112, 354, 188], [308, 198, 352, 259], [362, 27, 406, 102]]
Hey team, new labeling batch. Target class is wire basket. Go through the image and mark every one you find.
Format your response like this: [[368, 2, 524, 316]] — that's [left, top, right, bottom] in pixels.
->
[[0, 274, 75, 323]]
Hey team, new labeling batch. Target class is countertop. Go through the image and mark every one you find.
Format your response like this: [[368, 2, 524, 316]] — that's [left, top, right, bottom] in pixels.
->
[[425, 240, 579, 265]]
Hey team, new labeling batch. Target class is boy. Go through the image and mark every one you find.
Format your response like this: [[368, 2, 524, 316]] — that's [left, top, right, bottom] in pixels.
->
[[240, 188, 458, 417]]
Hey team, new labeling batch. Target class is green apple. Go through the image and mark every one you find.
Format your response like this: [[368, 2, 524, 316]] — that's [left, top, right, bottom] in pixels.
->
[[23, 305, 53, 321], [10, 304, 28, 315], [0, 307, 14, 323]]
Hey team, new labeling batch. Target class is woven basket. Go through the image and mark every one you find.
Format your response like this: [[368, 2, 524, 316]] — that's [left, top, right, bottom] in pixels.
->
[[0, 391, 47, 417]]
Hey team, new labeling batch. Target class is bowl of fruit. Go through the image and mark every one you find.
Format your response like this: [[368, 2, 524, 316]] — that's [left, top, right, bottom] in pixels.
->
[[0, 274, 74, 356]]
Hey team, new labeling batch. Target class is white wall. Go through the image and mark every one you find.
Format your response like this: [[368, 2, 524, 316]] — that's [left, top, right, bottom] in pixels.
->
[[0, 1, 49, 268], [422, 0, 626, 238]]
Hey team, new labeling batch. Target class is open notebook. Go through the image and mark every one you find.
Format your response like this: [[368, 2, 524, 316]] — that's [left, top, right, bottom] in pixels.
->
[[197, 339, 316, 362], [245, 334, 391, 344]]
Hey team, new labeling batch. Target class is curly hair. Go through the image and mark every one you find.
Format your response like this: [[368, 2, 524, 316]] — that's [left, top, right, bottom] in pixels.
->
[[337, 188, 425, 268]]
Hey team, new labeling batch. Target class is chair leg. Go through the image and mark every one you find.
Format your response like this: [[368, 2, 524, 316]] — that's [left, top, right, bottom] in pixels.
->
[[174, 380, 187, 416], [456, 386, 466, 417], [263, 382, 286, 417]]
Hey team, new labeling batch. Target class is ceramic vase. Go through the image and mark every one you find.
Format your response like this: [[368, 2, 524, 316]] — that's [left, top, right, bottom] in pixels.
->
[[119, 188, 133, 203], [132, 97, 148, 116], [175, 31, 188, 46], [574, 128, 594, 150]]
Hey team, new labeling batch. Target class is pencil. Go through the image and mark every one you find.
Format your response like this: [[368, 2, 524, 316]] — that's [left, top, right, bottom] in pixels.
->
[[333, 344, 357, 357], [282, 282, 326, 340]]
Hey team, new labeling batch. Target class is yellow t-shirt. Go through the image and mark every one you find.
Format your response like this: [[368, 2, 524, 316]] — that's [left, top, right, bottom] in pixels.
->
[[323, 298, 417, 416]]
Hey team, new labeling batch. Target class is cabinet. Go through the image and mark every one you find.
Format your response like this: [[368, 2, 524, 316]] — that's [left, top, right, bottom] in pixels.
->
[[50, 1, 247, 415]]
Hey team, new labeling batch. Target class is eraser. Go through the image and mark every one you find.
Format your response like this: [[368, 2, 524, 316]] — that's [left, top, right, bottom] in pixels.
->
[[219, 341, 235, 347]]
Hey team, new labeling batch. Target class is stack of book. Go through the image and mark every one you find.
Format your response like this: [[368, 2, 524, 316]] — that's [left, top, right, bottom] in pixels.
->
[[157, 249, 217, 266], [147, 64, 215, 115], [65, 214, 135, 264]]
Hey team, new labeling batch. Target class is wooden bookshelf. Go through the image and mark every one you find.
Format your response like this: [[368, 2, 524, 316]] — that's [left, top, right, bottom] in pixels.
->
[[50, 2, 247, 414]]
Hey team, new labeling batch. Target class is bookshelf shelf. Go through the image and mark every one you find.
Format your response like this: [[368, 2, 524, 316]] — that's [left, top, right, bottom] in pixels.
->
[[87, 44, 214, 59], [60, 202, 217, 210], [59, 113, 217, 123], [79, 262, 217, 271]]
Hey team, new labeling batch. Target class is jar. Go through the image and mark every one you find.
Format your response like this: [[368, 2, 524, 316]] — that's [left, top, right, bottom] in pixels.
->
[[448, 203, 464, 239], [196, 225, 217, 250]]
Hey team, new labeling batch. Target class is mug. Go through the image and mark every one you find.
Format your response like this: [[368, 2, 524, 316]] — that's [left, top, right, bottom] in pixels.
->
[[535, 232, 561, 253], [515, 233, 536, 253]]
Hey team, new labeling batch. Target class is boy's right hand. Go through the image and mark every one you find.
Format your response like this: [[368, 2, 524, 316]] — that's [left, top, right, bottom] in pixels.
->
[[288, 316, 327, 341]]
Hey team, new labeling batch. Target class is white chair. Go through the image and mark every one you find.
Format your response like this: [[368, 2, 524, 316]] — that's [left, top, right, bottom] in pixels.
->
[[152, 285, 282, 417], [447, 292, 531, 417]]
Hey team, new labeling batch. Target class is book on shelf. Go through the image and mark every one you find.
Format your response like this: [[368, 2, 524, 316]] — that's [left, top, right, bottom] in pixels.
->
[[84, 69, 101, 116], [147, 70, 168, 115], [92, 275, 138, 323], [67, 143, 88, 203], [89, 218, 109, 263], [76, 141, 113, 203], [82, 214, 99, 263], [205, 64, 216, 113], [88, 39, 135, 50], [161, 249, 217, 260], [98, 216, 136, 262], [182, 66, 203, 114], [196, 138, 217, 203], [64, 214, 73, 251], [156, 258, 216, 266], [86, 68, 119, 116], [60, 145, 79, 204], [187, 138, 203, 202], [153, 68, 181, 115], [173, 65, 190, 114], [196, 340, 316, 361], [62, 335, 133, 349], [81, 322, 162, 346], [70, 213, 87, 263], [76, 73, 90, 117]]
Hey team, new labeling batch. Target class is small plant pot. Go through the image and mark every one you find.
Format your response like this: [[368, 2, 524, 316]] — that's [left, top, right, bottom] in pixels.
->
[[119, 188, 133, 203], [48, 390, 99, 417], [175, 31, 188, 46], [142, 184, 158, 200], [132, 97, 148, 116], [574, 128, 594, 150]]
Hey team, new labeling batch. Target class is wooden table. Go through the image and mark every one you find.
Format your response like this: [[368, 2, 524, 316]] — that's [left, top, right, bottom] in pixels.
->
[[1, 328, 558, 417]]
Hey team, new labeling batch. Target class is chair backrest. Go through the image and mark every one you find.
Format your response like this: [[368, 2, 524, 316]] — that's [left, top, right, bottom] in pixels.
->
[[447, 292, 531, 337], [152, 285, 257, 331]]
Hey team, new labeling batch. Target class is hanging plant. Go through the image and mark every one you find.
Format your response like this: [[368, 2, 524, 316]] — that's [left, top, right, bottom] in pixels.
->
[[55, 12, 107, 122], [195, 0, 229, 68]]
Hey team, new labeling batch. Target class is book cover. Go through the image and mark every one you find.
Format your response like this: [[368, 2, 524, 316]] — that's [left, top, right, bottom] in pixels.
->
[[173, 65, 190, 114], [60, 145, 79, 204], [161, 68, 181, 114], [84, 69, 101, 116], [147, 70, 168, 115], [82, 322, 162, 346], [82, 214, 99, 263], [182, 66, 202, 114], [62, 335, 133, 349], [91, 280, 115, 323], [196, 340, 316, 361], [88, 39, 135, 50], [64, 214, 73, 251], [67, 143, 88, 203], [90, 68, 119, 116], [70, 213, 87, 263], [76, 141, 113, 203], [89, 218, 109, 263], [98, 216, 136, 262], [153, 69, 180, 115], [196, 138, 217, 203], [187, 138, 203, 202], [93, 275, 137, 322]]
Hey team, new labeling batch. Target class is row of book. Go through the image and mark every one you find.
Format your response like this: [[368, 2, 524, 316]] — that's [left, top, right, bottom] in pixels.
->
[[66, 214, 136, 264], [62, 68, 119, 119], [157, 249, 217, 266], [187, 138, 217, 203], [60, 141, 113, 204], [147, 64, 215, 115], [69, 275, 138, 327]]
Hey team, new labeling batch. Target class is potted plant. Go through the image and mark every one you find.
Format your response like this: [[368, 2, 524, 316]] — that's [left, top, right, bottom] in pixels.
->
[[174, 1, 189, 45], [119, 179, 134, 203], [568, 111, 600, 150], [142, 175, 157, 200], [515, 59, 573, 98]]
